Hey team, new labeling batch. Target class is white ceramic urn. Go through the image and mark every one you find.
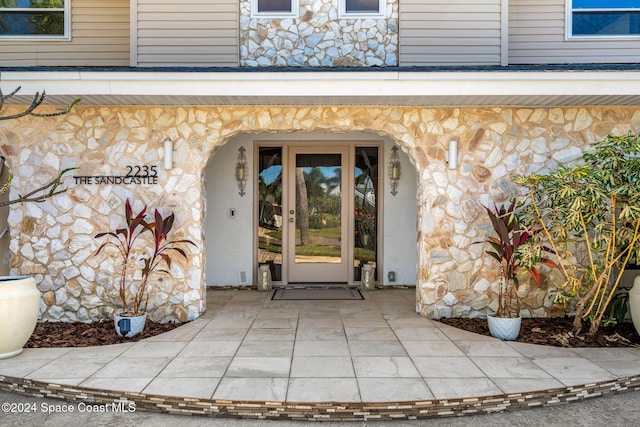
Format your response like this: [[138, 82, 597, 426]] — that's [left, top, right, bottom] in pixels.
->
[[0, 276, 40, 359], [628, 275, 640, 335]]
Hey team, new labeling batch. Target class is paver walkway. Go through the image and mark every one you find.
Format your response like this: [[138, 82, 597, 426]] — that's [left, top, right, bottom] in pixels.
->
[[1, 287, 639, 418]]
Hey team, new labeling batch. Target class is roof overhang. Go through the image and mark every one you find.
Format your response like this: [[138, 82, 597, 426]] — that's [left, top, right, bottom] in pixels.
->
[[2, 67, 640, 108]]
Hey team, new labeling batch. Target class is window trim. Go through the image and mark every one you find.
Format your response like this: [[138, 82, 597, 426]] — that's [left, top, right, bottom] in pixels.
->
[[566, 0, 640, 40], [0, 1, 71, 41], [340, 0, 385, 19], [251, 0, 299, 18]]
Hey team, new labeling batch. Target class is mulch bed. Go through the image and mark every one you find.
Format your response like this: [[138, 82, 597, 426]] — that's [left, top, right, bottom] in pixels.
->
[[24, 320, 185, 348], [22, 317, 640, 348], [437, 317, 640, 348]]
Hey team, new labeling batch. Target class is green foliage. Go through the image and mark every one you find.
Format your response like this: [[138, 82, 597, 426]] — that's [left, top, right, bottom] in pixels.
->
[[258, 241, 282, 254], [308, 194, 340, 216], [354, 206, 376, 251], [354, 247, 376, 263], [603, 291, 629, 328], [309, 213, 340, 229], [514, 132, 640, 336]]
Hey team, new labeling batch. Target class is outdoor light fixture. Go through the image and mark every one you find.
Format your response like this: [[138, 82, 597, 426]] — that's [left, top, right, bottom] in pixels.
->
[[236, 146, 248, 197], [447, 139, 458, 170], [388, 146, 401, 196], [163, 139, 173, 170]]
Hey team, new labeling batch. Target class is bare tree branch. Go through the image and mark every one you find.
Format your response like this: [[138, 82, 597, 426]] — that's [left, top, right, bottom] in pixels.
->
[[0, 72, 80, 121], [0, 75, 81, 207], [0, 167, 78, 208]]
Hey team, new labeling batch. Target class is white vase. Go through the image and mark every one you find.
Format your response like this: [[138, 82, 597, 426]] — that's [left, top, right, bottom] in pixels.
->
[[487, 314, 521, 341], [114, 312, 147, 338], [628, 275, 640, 336], [0, 276, 40, 359]]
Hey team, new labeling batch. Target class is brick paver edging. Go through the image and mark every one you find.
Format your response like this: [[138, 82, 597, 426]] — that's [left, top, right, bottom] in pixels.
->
[[1, 375, 639, 421]]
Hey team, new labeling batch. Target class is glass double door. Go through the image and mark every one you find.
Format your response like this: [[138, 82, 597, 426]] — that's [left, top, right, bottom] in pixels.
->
[[257, 144, 378, 285]]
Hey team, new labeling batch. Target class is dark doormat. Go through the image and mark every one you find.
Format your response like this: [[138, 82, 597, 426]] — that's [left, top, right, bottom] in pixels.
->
[[271, 288, 364, 300]]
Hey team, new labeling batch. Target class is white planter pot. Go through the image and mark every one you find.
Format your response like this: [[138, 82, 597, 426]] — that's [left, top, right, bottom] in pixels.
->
[[114, 312, 147, 338], [487, 314, 521, 341], [628, 275, 640, 336], [0, 276, 40, 359]]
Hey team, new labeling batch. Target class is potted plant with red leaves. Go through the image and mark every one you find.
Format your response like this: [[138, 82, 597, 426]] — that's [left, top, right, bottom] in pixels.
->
[[483, 200, 557, 340], [95, 200, 195, 338], [95, 200, 149, 337], [132, 209, 196, 320]]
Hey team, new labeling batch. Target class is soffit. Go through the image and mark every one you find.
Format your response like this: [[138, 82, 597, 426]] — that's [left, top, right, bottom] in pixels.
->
[[3, 69, 640, 108]]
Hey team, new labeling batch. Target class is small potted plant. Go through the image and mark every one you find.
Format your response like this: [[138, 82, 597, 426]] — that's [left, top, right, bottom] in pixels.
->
[[95, 200, 195, 338], [483, 200, 557, 340]]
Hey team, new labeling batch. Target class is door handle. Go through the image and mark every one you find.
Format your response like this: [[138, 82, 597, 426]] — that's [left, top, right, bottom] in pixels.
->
[[289, 210, 294, 222]]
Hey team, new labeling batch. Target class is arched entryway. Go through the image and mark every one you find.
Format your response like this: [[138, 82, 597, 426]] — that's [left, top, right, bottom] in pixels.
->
[[203, 132, 417, 288]]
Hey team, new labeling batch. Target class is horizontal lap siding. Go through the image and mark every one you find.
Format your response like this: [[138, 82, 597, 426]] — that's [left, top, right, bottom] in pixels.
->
[[136, 0, 239, 67], [399, 1, 502, 66], [0, 1, 129, 67], [509, 0, 640, 64]]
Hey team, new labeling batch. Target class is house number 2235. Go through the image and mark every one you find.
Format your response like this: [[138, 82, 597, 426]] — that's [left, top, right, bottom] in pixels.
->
[[125, 165, 158, 178]]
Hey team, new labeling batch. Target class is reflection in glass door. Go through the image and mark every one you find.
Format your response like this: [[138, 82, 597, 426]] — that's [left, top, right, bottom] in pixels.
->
[[257, 147, 283, 281], [257, 144, 379, 285], [354, 146, 378, 281], [288, 147, 348, 283]]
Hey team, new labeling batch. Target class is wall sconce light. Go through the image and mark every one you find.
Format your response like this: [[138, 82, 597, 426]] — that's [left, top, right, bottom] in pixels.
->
[[163, 139, 173, 170], [388, 146, 401, 196], [447, 139, 458, 170], [235, 146, 248, 197]]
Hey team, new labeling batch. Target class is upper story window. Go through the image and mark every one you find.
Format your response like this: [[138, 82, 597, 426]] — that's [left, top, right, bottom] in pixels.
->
[[252, 0, 298, 17], [342, 0, 384, 17], [569, 0, 640, 38], [0, 0, 70, 40]]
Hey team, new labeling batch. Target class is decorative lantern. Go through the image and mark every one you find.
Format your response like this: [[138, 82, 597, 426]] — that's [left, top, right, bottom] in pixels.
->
[[257, 264, 272, 291], [236, 146, 248, 197], [361, 264, 376, 291], [388, 146, 401, 196]]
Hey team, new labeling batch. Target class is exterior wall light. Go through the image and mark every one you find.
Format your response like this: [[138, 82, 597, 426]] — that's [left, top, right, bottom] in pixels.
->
[[447, 139, 458, 170], [236, 146, 248, 197], [163, 139, 173, 170], [388, 145, 401, 196]]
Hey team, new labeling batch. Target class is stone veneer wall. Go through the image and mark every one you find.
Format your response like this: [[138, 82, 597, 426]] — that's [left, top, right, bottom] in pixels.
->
[[240, 0, 398, 67], [1, 105, 638, 322]]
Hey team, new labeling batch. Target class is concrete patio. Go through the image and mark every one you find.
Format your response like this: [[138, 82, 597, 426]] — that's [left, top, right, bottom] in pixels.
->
[[1, 287, 639, 421]]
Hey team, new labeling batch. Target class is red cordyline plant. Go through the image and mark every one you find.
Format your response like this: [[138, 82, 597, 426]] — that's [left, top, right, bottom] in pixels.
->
[[95, 200, 149, 314], [484, 200, 557, 318], [133, 209, 196, 314], [95, 200, 196, 315]]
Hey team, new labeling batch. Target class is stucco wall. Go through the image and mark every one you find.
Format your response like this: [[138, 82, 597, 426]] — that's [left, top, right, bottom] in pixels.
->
[[1, 104, 638, 322]]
